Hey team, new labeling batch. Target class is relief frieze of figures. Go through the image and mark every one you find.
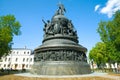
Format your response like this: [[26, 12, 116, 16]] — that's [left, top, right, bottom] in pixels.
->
[[34, 50, 87, 62]]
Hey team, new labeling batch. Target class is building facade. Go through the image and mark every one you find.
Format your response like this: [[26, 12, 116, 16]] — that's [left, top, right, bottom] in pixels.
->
[[0, 48, 34, 70]]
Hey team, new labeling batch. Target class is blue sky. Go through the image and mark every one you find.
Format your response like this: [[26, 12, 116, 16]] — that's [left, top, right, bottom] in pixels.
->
[[1, 0, 120, 55]]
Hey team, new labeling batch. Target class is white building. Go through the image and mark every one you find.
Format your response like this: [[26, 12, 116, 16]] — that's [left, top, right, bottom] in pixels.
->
[[0, 48, 34, 70]]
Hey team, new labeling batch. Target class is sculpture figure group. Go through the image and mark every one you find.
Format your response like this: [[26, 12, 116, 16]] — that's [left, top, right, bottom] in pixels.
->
[[42, 3, 77, 38], [42, 19, 77, 38]]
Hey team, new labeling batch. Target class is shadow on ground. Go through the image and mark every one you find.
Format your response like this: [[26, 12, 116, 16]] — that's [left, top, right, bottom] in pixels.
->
[[0, 69, 27, 76]]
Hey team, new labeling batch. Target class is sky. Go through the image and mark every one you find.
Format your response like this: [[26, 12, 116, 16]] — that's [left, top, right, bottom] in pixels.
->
[[1, 0, 120, 55]]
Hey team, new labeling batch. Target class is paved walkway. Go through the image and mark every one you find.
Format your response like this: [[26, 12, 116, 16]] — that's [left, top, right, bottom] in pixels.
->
[[15, 72, 120, 80], [15, 72, 109, 78]]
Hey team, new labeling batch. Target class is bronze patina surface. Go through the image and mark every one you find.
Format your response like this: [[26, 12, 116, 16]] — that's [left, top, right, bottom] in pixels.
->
[[31, 3, 91, 75]]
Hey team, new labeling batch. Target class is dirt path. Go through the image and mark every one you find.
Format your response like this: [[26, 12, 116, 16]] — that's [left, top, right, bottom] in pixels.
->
[[100, 75, 120, 80], [0, 72, 120, 80]]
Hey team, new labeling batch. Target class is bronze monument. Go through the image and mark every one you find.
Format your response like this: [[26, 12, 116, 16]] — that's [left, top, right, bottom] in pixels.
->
[[31, 3, 91, 75]]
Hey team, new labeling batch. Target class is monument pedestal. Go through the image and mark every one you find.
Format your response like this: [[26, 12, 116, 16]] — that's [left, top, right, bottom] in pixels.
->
[[31, 61, 91, 75]]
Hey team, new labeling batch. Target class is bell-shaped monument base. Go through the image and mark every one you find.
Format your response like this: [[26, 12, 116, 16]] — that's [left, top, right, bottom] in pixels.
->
[[31, 61, 91, 75], [31, 3, 91, 75]]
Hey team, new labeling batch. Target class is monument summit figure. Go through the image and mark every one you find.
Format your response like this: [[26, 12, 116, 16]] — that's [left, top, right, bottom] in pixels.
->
[[55, 3, 66, 15], [31, 3, 91, 75]]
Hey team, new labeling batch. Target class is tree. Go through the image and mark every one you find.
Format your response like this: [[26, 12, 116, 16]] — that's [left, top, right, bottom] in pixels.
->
[[97, 11, 120, 63], [0, 15, 21, 58], [89, 42, 107, 68]]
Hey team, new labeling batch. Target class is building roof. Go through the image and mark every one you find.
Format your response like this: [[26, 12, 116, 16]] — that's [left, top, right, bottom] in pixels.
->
[[12, 48, 32, 50]]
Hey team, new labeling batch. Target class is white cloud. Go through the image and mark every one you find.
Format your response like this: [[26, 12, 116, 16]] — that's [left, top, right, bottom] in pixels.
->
[[96, 0, 120, 18], [95, 5, 100, 11]]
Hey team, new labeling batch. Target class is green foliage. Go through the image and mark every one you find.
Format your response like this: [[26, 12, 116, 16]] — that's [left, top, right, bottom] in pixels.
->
[[89, 42, 107, 67], [0, 15, 21, 58], [97, 11, 120, 63], [89, 11, 120, 67], [97, 11, 120, 45]]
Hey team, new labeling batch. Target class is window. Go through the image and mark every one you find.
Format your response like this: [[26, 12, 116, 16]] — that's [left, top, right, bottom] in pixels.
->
[[5, 58, 7, 61], [27, 52, 29, 54], [24, 52, 26, 54], [17, 51, 19, 54], [13, 51, 15, 54], [26, 64, 28, 68], [8, 58, 11, 61], [8, 64, 10, 67], [29, 65, 32, 68], [30, 58, 32, 62], [15, 58, 18, 62], [4, 64, 6, 67], [23, 58, 25, 62], [26, 58, 29, 62]]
